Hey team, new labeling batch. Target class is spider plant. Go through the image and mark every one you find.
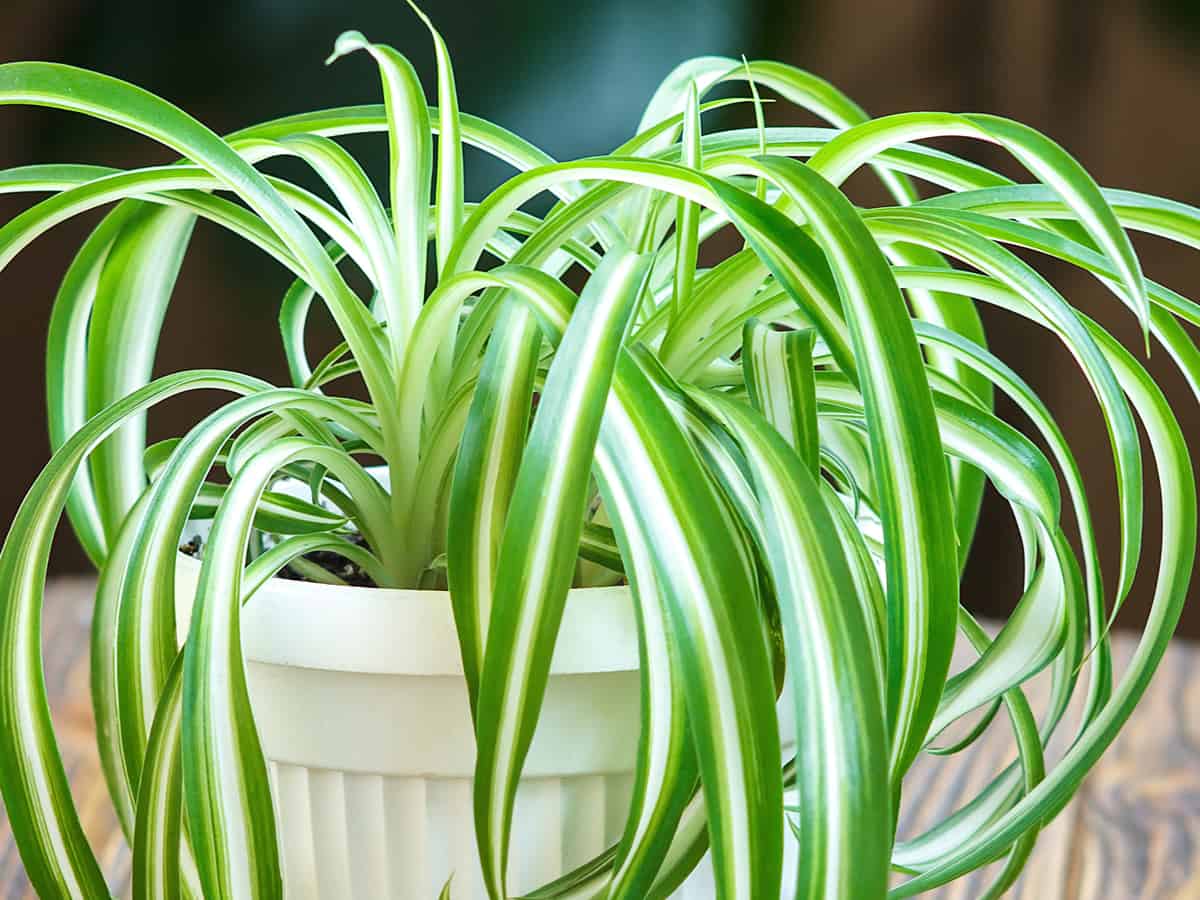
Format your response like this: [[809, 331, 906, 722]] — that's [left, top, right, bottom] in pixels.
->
[[0, 7, 1196, 899]]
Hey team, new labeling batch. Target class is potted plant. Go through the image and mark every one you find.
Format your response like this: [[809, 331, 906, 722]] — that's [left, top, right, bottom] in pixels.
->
[[0, 7, 1196, 899]]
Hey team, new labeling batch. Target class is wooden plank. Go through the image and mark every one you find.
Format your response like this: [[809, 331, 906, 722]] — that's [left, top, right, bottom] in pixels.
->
[[0, 579, 1192, 898], [1065, 640, 1200, 899]]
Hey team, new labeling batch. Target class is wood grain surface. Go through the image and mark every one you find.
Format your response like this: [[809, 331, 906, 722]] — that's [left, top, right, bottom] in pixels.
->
[[1, 577, 1194, 898]]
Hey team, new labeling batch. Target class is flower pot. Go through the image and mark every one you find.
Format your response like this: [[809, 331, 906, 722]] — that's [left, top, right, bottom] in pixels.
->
[[173, 554, 633, 897]]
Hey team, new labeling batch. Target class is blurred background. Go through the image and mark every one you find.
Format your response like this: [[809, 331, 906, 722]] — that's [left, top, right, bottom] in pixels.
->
[[2, 0, 1199, 633]]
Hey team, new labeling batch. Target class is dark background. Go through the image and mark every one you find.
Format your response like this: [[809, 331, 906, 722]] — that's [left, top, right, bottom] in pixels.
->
[[3, 0, 1199, 634]]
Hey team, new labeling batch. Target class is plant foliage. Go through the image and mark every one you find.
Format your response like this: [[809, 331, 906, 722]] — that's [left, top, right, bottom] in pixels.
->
[[0, 8, 1196, 899]]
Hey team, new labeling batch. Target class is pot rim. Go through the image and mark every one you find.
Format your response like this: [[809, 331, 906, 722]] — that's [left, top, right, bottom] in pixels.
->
[[174, 551, 640, 677]]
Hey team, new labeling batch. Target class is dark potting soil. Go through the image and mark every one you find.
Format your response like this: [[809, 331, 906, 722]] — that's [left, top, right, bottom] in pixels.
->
[[179, 531, 379, 588]]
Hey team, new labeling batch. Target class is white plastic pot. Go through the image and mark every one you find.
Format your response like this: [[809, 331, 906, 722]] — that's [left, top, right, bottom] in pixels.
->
[[174, 554, 706, 898]]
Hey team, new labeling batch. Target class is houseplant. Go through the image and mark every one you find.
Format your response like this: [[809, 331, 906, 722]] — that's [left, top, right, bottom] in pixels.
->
[[0, 5, 1197, 898]]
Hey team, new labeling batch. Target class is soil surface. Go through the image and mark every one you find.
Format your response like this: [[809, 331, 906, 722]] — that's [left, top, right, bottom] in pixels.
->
[[179, 532, 378, 588]]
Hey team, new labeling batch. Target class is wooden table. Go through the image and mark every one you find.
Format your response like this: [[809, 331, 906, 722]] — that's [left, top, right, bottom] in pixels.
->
[[2, 578, 1197, 898]]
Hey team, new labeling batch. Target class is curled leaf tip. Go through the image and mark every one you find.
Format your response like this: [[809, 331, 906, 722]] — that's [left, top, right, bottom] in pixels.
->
[[326, 30, 370, 66], [405, 0, 436, 28]]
